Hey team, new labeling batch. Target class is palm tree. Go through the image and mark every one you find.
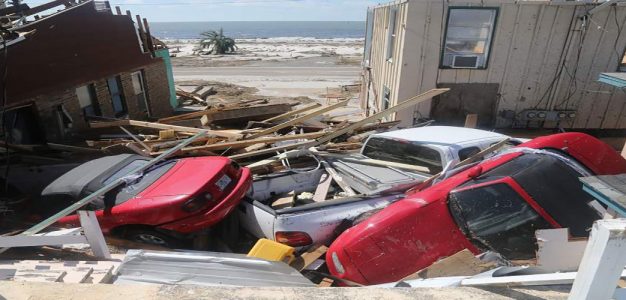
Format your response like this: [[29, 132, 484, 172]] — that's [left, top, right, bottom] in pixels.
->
[[199, 28, 237, 55]]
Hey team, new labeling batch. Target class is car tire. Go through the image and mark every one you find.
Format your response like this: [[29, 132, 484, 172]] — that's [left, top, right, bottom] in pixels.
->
[[125, 229, 182, 248]]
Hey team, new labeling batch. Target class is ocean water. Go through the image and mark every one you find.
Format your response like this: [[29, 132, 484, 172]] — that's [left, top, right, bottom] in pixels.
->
[[150, 21, 366, 40]]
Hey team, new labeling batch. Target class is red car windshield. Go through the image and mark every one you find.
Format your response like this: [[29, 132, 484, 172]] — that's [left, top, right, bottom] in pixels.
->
[[448, 152, 602, 259]]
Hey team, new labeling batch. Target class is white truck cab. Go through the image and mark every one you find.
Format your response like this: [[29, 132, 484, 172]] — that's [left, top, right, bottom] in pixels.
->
[[361, 126, 516, 174]]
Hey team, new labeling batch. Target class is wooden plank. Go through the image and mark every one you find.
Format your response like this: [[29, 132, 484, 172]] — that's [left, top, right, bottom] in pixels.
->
[[78, 211, 111, 259], [157, 108, 218, 124], [402, 249, 495, 281], [320, 159, 356, 196], [313, 173, 332, 202], [119, 126, 150, 151], [229, 141, 313, 161], [312, 89, 449, 146], [90, 120, 241, 139], [569, 219, 626, 299], [151, 132, 324, 155], [320, 154, 430, 173], [290, 245, 329, 271], [201, 104, 292, 126], [262, 103, 322, 123], [580, 175, 626, 217], [247, 99, 351, 139], [464, 114, 478, 128]]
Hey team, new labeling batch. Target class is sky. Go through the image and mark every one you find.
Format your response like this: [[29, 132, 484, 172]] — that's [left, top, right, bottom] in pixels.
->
[[25, 0, 382, 22]]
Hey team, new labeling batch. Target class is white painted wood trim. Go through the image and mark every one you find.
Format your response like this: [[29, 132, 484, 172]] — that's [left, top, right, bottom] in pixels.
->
[[568, 219, 626, 300]]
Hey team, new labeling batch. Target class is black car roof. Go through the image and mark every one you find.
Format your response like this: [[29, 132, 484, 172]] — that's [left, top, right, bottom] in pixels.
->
[[41, 154, 147, 199]]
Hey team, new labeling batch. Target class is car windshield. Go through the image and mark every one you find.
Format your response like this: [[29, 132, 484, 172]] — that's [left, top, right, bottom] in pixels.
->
[[92, 159, 177, 209], [362, 137, 443, 173], [449, 182, 552, 259]]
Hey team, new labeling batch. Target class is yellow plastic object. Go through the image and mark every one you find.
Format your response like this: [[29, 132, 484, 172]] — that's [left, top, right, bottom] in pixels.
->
[[247, 238, 295, 264]]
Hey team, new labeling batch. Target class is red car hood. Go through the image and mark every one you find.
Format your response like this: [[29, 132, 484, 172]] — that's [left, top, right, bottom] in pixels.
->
[[140, 157, 230, 197]]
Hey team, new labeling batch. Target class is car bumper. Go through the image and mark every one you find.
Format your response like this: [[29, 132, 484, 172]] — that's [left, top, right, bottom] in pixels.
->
[[326, 248, 369, 285], [157, 167, 252, 234]]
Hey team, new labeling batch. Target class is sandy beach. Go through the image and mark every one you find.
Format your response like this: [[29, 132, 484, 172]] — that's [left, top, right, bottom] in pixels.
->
[[168, 38, 363, 99], [167, 38, 364, 120]]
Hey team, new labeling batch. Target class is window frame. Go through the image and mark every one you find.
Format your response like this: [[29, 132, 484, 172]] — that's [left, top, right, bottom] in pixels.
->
[[107, 76, 128, 118], [440, 7, 499, 70], [131, 70, 151, 117], [76, 83, 101, 120]]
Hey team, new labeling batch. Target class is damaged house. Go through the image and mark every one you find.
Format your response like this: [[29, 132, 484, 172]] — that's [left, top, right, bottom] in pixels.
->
[[0, 0, 176, 144], [361, 0, 626, 130]]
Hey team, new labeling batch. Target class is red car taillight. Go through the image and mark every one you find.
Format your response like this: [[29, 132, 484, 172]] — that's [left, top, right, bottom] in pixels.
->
[[181, 193, 213, 213], [275, 231, 313, 247]]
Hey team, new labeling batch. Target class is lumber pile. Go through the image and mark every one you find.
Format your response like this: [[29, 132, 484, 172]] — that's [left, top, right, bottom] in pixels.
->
[[85, 89, 449, 167]]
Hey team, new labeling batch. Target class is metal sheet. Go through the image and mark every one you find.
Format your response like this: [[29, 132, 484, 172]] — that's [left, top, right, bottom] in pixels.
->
[[114, 250, 314, 287]]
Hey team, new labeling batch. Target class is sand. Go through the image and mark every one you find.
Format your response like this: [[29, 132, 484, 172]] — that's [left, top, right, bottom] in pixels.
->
[[168, 38, 364, 120]]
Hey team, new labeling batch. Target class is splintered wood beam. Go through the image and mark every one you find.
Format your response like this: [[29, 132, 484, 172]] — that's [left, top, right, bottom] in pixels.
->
[[229, 141, 312, 161], [247, 99, 350, 139], [158, 108, 218, 123], [151, 132, 325, 155], [262, 103, 322, 123], [89, 120, 242, 139], [312, 89, 449, 146]]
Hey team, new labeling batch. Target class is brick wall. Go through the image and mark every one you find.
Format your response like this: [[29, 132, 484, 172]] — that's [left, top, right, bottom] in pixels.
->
[[9, 59, 174, 143], [143, 59, 174, 118]]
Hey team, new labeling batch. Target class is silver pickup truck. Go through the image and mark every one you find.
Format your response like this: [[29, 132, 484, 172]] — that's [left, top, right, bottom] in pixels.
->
[[238, 126, 518, 249]]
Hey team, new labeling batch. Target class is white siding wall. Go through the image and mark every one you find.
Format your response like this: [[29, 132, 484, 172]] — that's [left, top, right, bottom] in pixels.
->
[[364, 0, 626, 129]]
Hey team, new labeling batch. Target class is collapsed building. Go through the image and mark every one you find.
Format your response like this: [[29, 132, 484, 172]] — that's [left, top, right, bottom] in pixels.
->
[[0, 0, 176, 144]]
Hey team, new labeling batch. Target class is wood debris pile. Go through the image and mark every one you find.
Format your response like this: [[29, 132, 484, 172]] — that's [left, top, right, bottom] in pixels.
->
[[83, 89, 452, 169]]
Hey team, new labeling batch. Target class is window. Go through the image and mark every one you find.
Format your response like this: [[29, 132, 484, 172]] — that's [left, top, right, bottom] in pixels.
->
[[362, 137, 443, 173], [619, 50, 626, 72], [458, 146, 481, 161], [386, 7, 398, 61], [364, 8, 375, 66], [107, 76, 127, 117], [76, 84, 101, 119], [449, 183, 552, 259], [441, 8, 497, 69], [131, 71, 150, 116]]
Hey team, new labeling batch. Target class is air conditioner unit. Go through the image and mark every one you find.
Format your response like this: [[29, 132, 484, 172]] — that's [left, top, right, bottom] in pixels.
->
[[452, 55, 480, 68]]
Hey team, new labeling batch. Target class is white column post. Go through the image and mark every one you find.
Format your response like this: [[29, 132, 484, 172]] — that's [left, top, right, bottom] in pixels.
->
[[569, 219, 626, 300]]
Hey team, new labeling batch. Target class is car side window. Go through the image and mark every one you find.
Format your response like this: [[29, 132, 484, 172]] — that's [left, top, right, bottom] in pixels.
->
[[449, 182, 552, 259], [458, 146, 481, 161]]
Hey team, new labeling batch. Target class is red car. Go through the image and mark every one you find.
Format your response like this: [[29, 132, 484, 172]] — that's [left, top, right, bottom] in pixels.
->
[[39, 154, 252, 247], [326, 133, 626, 285]]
